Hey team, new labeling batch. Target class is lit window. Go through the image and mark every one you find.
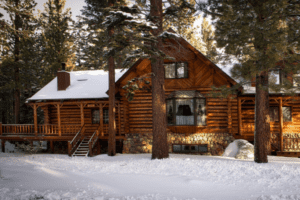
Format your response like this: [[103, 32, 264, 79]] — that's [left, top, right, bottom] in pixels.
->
[[166, 91, 206, 126], [164, 62, 188, 79], [283, 107, 292, 122], [92, 110, 100, 124]]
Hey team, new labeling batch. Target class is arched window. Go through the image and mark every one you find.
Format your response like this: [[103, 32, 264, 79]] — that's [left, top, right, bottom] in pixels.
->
[[166, 91, 206, 126]]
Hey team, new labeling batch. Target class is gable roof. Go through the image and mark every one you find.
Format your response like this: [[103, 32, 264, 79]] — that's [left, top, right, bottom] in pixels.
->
[[27, 69, 127, 102], [115, 30, 238, 88]]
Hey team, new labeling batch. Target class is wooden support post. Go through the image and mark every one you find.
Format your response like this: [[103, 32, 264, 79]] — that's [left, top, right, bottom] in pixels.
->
[[68, 141, 71, 156], [50, 140, 54, 153], [118, 103, 121, 136], [57, 104, 61, 136], [279, 98, 283, 151], [238, 97, 242, 135], [80, 103, 84, 127], [1, 140, 4, 153], [0, 122, 2, 135], [34, 104, 38, 136], [100, 104, 104, 136], [228, 97, 232, 134], [97, 140, 101, 155]]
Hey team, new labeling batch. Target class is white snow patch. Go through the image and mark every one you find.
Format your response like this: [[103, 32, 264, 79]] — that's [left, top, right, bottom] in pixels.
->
[[223, 139, 254, 160]]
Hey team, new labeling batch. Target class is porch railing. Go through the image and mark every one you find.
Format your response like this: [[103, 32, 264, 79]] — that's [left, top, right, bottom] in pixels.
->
[[1, 124, 81, 136], [283, 137, 300, 152], [68, 124, 86, 156]]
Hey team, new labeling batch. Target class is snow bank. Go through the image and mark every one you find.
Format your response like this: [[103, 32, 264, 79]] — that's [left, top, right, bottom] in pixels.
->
[[223, 139, 254, 159]]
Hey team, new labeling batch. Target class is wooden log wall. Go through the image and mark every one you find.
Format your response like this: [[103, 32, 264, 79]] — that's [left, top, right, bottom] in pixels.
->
[[124, 90, 238, 134], [48, 103, 124, 136]]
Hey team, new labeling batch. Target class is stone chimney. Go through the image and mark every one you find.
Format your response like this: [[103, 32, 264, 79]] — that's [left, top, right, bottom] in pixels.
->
[[57, 63, 70, 91]]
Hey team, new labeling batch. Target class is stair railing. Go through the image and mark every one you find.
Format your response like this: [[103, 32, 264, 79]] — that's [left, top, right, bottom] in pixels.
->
[[68, 124, 85, 156], [88, 129, 100, 157]]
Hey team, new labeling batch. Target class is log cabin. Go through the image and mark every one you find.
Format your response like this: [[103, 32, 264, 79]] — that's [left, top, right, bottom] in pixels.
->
[[1, 31, 300, 157]]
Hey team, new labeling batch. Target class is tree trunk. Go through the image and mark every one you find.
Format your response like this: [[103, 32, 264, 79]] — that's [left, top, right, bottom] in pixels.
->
[[14, 0, 21, 124], [254, 72, 271, 163], [107, 0, 116, 156], [150, 0, 169, 159]]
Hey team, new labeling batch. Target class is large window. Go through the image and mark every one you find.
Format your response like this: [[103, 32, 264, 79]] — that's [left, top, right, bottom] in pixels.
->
[[164, 62, 188, 79], [167, 91, 206, 126], [92, 109, 109, 124], [269, 106, 292, 122]]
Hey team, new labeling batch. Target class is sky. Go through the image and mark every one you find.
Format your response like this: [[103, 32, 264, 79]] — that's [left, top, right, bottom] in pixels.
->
[[1, 0, 87, 21]]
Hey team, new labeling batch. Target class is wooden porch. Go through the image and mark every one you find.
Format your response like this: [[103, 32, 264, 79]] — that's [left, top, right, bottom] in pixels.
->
[[236, 96, 300, 157]]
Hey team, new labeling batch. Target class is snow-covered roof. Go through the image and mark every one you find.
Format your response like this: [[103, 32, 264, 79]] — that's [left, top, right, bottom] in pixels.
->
[[243, 85, 300, 94], [27, 69, 127, 101]]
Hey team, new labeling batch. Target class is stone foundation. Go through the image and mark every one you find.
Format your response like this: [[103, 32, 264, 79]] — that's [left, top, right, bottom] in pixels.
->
[[123, 132, 235, 156]]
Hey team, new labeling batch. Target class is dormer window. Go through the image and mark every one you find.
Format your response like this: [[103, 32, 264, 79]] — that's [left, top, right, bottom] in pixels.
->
[[166, 90, 206, 126], [164, 62, 188, 79]]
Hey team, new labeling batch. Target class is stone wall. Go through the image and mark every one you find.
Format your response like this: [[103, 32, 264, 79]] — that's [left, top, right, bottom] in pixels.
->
[[123, 132, 235, 156]]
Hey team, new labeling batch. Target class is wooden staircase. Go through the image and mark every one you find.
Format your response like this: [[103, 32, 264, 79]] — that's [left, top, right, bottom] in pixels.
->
[[72, 136, 91, 157]]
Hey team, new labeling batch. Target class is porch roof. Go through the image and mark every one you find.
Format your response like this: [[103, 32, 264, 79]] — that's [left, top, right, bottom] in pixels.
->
[[27, 69, 127, 102]]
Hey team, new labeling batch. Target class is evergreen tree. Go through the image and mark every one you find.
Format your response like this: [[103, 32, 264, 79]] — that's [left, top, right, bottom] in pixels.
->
[[38, 0, 75, 82], [0, 0, 37, 124], [150, 0, 169, 159], [198, 0, 300, 163], [200, 17, 217, 63]]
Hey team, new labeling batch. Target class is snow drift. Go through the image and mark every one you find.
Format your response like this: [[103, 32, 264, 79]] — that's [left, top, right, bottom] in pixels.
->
[[223, 139, 254, 159]]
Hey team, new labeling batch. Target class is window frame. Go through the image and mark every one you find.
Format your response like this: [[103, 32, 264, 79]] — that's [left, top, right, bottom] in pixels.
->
[[172, 144, 208, 154], [103, 108, 109, 124], [167, 97, 206, 126], [269, 106, 292, 122], [164, 62, 188, 79], [92, 109, 100, 124]]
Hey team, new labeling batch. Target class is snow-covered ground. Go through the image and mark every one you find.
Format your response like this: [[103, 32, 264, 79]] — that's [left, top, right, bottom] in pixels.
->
[[1, 153, 300, 200]]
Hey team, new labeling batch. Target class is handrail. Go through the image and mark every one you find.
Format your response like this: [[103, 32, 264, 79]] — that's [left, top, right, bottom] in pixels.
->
[[88, 126, 100, 157], [68, 124, 85, 156], [70, 124, 85, 145]]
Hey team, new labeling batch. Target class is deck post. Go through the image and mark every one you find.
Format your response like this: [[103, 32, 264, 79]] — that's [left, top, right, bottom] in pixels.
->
[[57, 104, 61, 136], [238, 97, 242, 135], [228, 97, 232, 134], [33, 104, 38, 136], [118, 103, 121, 136], [50, 140, 54, 153], [80, 103, 84, 127], [0, 122, 2, 135], [1, 140, 5, 153], [279, 98, 283, 152], [68, 141, 71, 156], [99, 104, 104, 136], [97, 140, 101, 155]]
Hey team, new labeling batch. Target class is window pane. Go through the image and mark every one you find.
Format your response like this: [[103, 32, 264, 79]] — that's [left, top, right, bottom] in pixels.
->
[[177, 63, 187, 78], [270, 107, 279, 122], [176, 99, 194, 125], [173, 145, 181, 152], [269, 70, 280, 85], [103, 109, 109, 124], [182, 145, 190, 153], [283, 107, 291, 122], [196, 99, 206, 126], [92, 110, 100, 124], [164, 64, 176, 78], [167, 100, 174, 125], [199, 145, 208, 153], [190, 145, 198, 153]]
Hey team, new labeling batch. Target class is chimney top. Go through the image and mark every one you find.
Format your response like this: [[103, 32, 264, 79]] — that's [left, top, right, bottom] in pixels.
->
[[61, 63, 66, 71]]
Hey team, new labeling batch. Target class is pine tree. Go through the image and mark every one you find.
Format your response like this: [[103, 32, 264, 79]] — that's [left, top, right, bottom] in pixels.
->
[[200, 17, 217, 63], [198, 0, 300, 163], [0, 0, 37, 124], [38, 0, 75, 82], [150, 0, 169, 159]]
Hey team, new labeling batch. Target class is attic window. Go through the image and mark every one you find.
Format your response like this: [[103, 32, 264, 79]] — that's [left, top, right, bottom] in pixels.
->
[[77, 79, 88, 81], [164, 62, 188, 79]]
